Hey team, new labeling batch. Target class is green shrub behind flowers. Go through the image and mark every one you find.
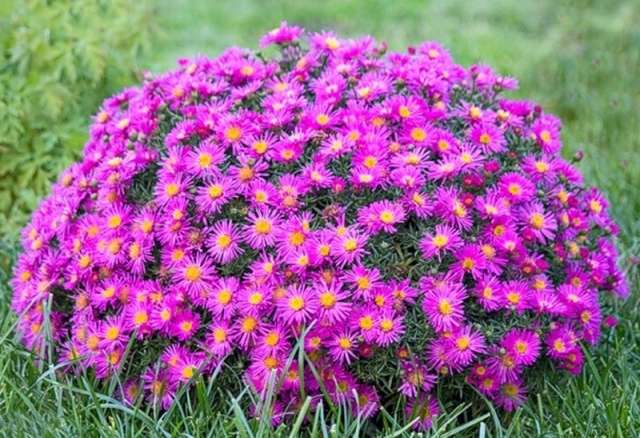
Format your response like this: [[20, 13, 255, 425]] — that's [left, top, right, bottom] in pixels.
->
[[11, 23, 629, 431], [0, 0, 154, 235]]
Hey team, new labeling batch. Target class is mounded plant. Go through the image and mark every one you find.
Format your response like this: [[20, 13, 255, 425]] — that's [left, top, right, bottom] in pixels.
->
[[11, 23, 628, 430]]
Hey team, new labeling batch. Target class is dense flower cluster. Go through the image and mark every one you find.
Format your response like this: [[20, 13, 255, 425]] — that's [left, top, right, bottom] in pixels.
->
[[11, 23, 628, 429]]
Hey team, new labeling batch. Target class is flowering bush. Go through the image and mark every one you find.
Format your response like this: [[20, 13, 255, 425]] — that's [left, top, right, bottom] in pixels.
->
[[11, 23, 628, 429]]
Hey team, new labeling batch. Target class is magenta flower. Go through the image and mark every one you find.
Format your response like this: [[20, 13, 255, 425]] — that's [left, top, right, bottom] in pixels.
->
[[277, 284, 318, 325], [421, 279, 466, 332], [420, 224, 463, 260]]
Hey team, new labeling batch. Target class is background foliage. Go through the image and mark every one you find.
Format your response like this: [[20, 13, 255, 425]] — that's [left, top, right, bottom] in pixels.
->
[[0, 0, 154, 235], [0, 0, 638, 436]]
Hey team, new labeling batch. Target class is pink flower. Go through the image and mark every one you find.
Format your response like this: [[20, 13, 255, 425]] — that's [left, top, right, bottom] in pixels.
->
[[420, 224, 463, 260], [277, 284, 318, 325], [421, 279, 466, 332]]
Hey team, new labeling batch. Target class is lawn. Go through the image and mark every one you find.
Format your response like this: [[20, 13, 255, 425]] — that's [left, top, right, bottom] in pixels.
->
[[0, 0, 639, 435]]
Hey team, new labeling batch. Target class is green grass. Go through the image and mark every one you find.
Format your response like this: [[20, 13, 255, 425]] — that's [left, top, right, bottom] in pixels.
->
[[1, 0, 639, 435]]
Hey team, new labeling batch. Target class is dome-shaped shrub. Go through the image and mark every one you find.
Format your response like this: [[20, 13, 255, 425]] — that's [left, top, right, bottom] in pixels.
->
[[11, 22, 628, 429]]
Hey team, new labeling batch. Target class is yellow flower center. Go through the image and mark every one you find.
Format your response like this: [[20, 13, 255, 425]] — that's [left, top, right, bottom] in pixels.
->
[[410, 127, 427, 142], [530, 213, 545, 229], [432, 234, 449, 248], [252, 140, 268, 154], [462, 257, 475, 270], [225, 126, 242, 141], [503, 383, 518, 397], [289, 296, 305, 311], [265, 331, 279, 346], [107, 215, 122, 229], [238, 167, 253, 181], [380, 318, 394, 332], [398, 105, 411, 118], [515, 340, 528, 354], [254, 219, 272, 235], [248, 292, 263, 305], [539, 130, 552, 143], [198, 152, 213, 169], [438, 299, 453, 316], [289, 231, 305, 246], [242, 317, 257, 332], [160, 309, 171, 321], [217, 289, 232, 305], [216, 233, 232, 248], [133, 311, 148, 326], [105, 326, 119, 340], [456, 336, 470, 350], [213, 328, 227, 343], [184, 265, 202, 282], [181, 365, 195, 379], [534, 161, 549, 173], [508, 183, 522, 196], [356, 277, 370, 290], [343, 238, 357, 252], [506, 292, 521, 304], [79, 254, 92, 268], [338, 337, 351, 349], [208, 184, 223, 199], [379, 210, 395, 224], [359, 315, 374, 330], [165, 183, 180, 197], [264, 355, 278, 369], [178, 321, 192, 332], [320, 292, 336, 308], [316, 114, 330, 125]]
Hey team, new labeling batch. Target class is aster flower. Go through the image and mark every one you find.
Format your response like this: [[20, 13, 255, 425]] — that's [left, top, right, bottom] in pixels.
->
[[99, 314, 129, 349], [175, 255, 216, 296], [399, 362, 437, 397], [406, 394, 440, 431], [421, 280, 466, 332], [243, 208, 281, 249], [365, 200, 408, 234], [353, 384, 380, 419], [207, 277, 238, 319], [277, 284, 318, 325], [332, 227, 368, 266], [445, 325, 486, 370], [420, 224, 463, 260], [451, 244, 487, 280], [501, 329, 541, 366], [143, 368, 176, 409], [519, 203, 557, 243], [470, 121, 506, 153], [499, 280, 531, 314], [474, 275, 502, 311], [260, 21, 303, 47], [313, 280, 352, 324], [207, 220, 243, 263], [545, 325, 579, 360], [350, 305, 379, 343], [187, 142, 224, 177], [329, 330, 358, 365], [196, 176, 239, 215], [231, 313, 262, 350], [170, 309, 200, 341], [205, 319, 232, 357], [374, 311, 405, 346], [495, 379, 527, 412], [498, 172, 536, 205]]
